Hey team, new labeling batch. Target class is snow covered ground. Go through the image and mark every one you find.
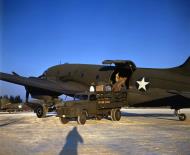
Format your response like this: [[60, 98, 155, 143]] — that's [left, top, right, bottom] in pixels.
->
[[0, 108, 190, 155]]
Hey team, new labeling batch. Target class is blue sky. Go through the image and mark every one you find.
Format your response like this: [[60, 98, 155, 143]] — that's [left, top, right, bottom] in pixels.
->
[[1, 0, 190, 98]]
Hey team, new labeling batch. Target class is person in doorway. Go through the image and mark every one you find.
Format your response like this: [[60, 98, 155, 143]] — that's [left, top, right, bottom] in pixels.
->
[[112, 73, 127, 92]]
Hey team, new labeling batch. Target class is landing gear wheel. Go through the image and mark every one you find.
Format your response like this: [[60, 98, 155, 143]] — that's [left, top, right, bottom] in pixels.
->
[[111, 109, 121, 121], [174, 109, 187, 121], [178, 113, 186, 121], [36, 105, 47, 118], [77, 112, 86, 125], [59, 117, 69, 124]]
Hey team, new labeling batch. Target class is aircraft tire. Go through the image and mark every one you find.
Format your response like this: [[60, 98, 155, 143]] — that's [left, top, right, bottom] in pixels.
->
[[36, 105, 47, 118], [178, 113, 186, 121], [77, 112, 86, 125], [59, 117, 69, 124]]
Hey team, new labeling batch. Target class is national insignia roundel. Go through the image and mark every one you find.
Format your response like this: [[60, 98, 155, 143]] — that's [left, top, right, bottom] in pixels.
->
[[135, 77, 150, 92]]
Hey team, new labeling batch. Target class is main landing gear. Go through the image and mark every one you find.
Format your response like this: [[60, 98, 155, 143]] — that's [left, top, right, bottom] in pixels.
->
[[174, 109, 186, 121]]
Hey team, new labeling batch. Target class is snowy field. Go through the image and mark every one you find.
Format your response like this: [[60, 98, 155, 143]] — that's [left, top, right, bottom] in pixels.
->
[[0, 108, 190, 155]]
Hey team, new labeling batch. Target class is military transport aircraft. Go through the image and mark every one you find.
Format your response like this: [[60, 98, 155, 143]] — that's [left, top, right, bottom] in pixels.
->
[[0, 57, 189, 120]]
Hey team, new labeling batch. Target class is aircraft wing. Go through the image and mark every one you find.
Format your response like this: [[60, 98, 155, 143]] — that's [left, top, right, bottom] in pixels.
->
[[0, 72, 87, 95]]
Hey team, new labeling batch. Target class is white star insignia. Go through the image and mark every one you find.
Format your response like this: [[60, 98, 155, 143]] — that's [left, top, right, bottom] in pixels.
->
[[136, 77, 150, 91]]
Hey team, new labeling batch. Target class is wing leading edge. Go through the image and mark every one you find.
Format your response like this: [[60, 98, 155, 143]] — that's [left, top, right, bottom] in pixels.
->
[[0, 72, 86, 95]]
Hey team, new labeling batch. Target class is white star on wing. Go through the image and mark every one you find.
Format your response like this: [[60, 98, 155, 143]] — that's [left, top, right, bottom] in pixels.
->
[[137, 77, 150, 91]]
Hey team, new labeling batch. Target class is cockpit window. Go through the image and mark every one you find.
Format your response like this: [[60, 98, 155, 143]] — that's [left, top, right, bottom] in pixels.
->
[[39, 72, 47, 79]]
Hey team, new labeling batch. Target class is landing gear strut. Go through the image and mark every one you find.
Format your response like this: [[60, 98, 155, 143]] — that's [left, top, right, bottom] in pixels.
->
[[174, 109, 186, 121]]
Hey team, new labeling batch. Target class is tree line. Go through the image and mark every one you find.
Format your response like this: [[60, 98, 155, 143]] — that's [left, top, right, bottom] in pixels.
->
[[0, 95, 23, 107]]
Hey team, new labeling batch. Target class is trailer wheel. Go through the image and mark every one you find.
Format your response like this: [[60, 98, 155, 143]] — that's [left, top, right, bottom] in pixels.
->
[[59, 117, 69, 124], [77, 112, 86, 125], [111, 109, 121, 121]]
